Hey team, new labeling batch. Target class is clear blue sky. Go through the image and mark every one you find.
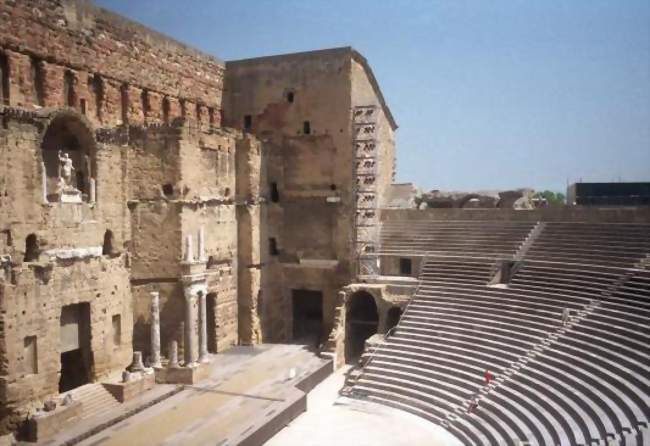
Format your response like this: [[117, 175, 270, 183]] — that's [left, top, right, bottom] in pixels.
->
[[97, 0, 650, 193]]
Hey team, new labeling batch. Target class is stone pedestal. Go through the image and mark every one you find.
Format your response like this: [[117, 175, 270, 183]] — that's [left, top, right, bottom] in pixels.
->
[[154, 361, 211, 385], [104, 372, 155, 403], [150, 291, 162, 368]]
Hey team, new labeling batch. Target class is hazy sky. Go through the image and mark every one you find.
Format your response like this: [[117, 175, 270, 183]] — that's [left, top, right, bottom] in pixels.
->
[[97, 0, 650, 193]]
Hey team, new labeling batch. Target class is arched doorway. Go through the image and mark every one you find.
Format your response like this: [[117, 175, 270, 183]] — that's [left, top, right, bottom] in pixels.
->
[[40, 112, 96, 203], [386, 306, 403, 333], [346, 291, 378, 362]]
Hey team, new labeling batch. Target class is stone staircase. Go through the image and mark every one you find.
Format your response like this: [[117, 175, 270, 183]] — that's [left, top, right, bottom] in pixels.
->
[[514, 221, 546, 261], [63, 382, 121, 420]]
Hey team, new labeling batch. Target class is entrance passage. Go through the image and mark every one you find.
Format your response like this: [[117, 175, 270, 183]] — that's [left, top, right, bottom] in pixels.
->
[[386, 306, 403, 332], [292, 289, 323, 345], [346, 291, 379, 362], [59, 303, 92, 393], [206, 293, 217, 353]]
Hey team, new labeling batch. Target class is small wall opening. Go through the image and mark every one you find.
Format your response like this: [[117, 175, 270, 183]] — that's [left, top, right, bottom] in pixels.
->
[[23, 336, 38, 374], [270, 182, 280, 203], [162, 183, 174, 198], [244, 115, 252, 131], [141, 89, 150, 119], [269, 237, 279, 256], [63, 70, 76, 107], [286, 91, 295, 103], [89, 74, 104, 121], [24, 234, 39, 262], [292, 289, 323, 345], [30, 56, 45, 106], [102, 230, 114, 256], [195, 103, 202, 124], [386, 307, 403, 332], [111, 314, 121, 346], [0, 52, 9, 105], [303, 121, 311, 134], [162, 97, 170, 124], [346, 291, 378, 362], [120, 84, 129, 124], [399, 258, 412, 276], [208, 107, 215, 126], [180, 99, 187, 118]]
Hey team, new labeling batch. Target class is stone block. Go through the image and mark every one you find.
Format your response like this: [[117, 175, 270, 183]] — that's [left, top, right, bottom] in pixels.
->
[[26, 401, 83, 442], [102, 372, 155, 403]]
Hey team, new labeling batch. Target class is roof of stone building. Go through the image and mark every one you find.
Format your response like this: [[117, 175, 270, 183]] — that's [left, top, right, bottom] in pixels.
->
[[226, 46, 398, 130]]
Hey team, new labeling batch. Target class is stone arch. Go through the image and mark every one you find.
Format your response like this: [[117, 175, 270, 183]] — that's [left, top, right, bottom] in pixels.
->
[[102, 230, 114, 256], [24, 233, 39, 262], [345, 290, 379, 362], [39, 110, 96, 203]]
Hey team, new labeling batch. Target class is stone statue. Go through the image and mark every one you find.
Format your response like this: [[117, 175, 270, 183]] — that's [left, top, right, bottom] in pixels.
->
[[57, 150, 75, 188]]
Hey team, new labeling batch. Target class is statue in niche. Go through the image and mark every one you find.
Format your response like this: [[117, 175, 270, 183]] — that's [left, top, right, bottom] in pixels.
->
[[58, 150, 75, 187], [57, 150, 82, 202]]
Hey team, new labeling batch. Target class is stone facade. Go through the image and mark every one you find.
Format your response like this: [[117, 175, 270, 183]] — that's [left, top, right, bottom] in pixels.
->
[[0, 1, 399, 437], [224, 48, 397, 343]]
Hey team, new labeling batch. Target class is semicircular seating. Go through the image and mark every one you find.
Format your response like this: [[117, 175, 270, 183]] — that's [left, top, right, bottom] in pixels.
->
[[353, 220, 650, 446]]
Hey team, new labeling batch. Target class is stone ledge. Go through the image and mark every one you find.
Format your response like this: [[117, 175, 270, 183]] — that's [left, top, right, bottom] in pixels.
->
[[154, 362, 211, 385], [27, 401, 82, 442]]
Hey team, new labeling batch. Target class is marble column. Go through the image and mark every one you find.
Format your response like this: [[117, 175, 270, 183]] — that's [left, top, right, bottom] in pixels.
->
[[41, 162, 48, 203], [198, 291, 209, 362], [184, 292, 197, 366], [89, 178, 96, 203], [185, 234, 194, 262], [150, 291, 162, 368], [168, 340, 179, 368], [198, 226, 206, 262]]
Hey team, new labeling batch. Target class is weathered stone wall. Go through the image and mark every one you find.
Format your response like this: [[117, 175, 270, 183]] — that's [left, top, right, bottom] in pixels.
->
[[0, 0, 223, 131], [0, 255, 132, 433], [236, 136, 263, 344], [225, 48, 359, 342]]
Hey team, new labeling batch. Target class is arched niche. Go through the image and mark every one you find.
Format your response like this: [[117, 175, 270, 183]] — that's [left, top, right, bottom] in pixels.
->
[[40, 110, 97, 203], [345, 290, 379, 362]]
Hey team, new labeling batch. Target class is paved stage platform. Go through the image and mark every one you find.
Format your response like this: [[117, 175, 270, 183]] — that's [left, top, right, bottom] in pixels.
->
[[50, 344, 330, 446]]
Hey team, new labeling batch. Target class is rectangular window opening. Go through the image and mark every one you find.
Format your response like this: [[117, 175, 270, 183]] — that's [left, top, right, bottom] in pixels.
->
[[112, 314, 122, 346], [24, 335, 38, 374], [399, 258, 412, 276], [270, 182, 280, 203], [303, 121, 311, 134], [244, 115, 252, 131], [269, 237, 279, 256]]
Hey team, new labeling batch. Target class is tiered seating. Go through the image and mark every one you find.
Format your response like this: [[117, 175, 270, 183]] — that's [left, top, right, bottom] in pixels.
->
[[378, 220, 536, 257], [525, 223, 650, 268], [353, 220, 650, 446]]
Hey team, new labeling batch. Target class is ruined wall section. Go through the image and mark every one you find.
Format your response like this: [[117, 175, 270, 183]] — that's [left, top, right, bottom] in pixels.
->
[[128, 123, 239, 355], [0, 109, 130, 265], [236, 136, 263, 344], [0, 0, 223, 128], [0, 255, 132, 433], [225, 48, 355, 341]]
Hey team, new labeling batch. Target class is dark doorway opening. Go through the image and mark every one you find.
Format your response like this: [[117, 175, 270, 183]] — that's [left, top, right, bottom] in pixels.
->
[[292, 289, 323, 345], [399, 257, 412, 276], [346, 291, 378, 362], [386, 307, 403, 332], [206, 293, 217, 353], [59, 303, 92, 393]]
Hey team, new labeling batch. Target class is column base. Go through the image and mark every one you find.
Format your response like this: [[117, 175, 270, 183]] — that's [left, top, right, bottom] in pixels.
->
[[154, 361, 211, 384]]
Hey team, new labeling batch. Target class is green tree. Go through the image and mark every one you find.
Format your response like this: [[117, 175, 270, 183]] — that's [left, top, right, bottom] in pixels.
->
[[537, 190, 566, 206]]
